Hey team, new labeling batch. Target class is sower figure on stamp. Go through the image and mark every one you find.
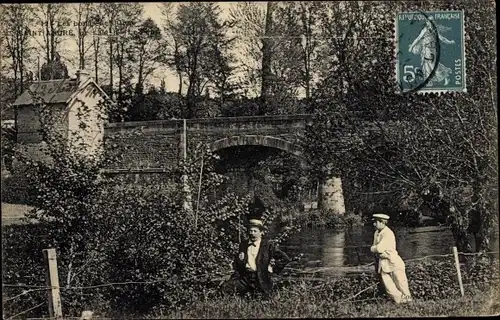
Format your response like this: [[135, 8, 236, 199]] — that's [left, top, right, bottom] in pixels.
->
[[408, 20, 455, 86], [222, 218, 291, 299], [370, 213, 413, 304]]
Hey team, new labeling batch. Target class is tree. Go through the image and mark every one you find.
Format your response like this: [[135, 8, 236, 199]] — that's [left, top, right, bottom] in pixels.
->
[[73, 3, 94, 70], [304, 0, 497, 252], [202, 25, 238, 110], [131, 18, 164, 96], [260, 1, 275, 108], [84, 4, 108, 84], [166, 2, 234, 118], [160, 3, 183, 95], [35, 4, 70, 64], [98, 3, 136, 95], [112, 4, 143, 104], [282, 2, 323, 99], [228, 2, 267, 98], [229, 2, 305, 114], [40, 52, 69, 80], [1, 4, 35, 97]]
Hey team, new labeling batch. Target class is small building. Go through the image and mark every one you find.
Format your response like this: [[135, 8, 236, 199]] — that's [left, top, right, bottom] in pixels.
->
[[11, 70, 110, 161]]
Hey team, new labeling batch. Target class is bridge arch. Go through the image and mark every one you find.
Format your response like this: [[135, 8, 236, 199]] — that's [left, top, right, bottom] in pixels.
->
[[210, 135, 304, 158]]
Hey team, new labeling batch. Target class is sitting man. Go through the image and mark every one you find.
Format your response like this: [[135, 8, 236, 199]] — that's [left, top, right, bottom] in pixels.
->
[[222, 218, 291, 299], [370, 213, 413, 304]]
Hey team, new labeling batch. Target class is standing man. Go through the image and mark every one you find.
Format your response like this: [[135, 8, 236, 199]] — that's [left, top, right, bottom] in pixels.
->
[[223, 218, 291, 299], [370, 213, 413, 304]]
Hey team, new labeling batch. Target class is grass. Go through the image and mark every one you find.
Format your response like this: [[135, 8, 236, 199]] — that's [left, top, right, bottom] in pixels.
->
[[159, 282, 499, 318]]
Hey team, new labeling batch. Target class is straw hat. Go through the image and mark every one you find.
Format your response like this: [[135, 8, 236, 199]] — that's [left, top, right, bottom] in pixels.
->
[[372, 213, 390, 221], [246, 218, 266, 230]]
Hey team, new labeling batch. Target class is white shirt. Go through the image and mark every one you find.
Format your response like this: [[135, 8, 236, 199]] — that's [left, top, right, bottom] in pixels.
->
[[245, 238, 261, 271]]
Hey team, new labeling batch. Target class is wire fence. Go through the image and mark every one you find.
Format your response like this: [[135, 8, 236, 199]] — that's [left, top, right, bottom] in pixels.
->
[[2, 249, 498, 319], [2, 250, 498, 292], [4, 302, 45, 320]]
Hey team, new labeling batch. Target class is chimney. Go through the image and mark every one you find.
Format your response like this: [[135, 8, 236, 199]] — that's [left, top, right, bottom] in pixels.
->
[[76, 69, 90, 85]]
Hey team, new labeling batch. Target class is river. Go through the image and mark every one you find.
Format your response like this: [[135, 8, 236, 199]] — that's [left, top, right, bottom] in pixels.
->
[[278, 225, 456, 277]]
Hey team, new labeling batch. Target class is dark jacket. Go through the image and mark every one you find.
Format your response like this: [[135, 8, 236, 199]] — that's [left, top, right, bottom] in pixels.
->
[[233, 237, 291, 294]]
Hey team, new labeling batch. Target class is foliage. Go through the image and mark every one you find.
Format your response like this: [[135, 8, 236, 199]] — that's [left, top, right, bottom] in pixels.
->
[[163, 2, 236, 118], [302, 0, 498, 253], [285, 209, 365, 229], [1, 125, 16, 171], [4, 220, 498, 319], [40, 52, 69, 80], [35, 4, 71, 65], [1, 4, 36, 96], [0, 172, 33, 205], [130, 18, 165, 95], [159, 257, 499, 319], [2, 224, 51, 319], [3, 89, 302, 318], [126, 89, 184, 121]]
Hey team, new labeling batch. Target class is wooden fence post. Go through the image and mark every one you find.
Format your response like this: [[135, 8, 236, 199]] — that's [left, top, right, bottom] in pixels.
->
[[43, 248, 63, 319], [452, 246, 465, 297]]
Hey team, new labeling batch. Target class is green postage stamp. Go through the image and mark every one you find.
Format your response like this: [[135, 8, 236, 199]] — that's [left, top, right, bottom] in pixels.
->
[[396, 11, 466, 93]]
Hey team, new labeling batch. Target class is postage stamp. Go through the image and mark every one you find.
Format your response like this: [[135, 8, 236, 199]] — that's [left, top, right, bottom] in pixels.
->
[[395, 10, 466, 93]]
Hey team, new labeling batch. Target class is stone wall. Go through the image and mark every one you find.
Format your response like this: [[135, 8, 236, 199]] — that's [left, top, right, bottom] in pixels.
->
[[103, 114, 313, 172]]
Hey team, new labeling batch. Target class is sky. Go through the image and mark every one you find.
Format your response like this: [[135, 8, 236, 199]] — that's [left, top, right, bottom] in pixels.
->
[[8, 2, 267, 96]]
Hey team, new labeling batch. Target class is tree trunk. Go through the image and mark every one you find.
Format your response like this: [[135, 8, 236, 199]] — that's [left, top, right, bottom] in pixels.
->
[[118, 61, 123, 104], [186, 54, 199, 118], [108, 27, 113, 93], [49, 7, 56, 63], [260, 1, 275, 112], [79, 35, 85, 69], [44, 11, 50, 64], [94, 37, 99, 83], [178, 72, 183, 96], [13, 67, 19, 97], [186, 79, 195, 119], [305, 65, 311, 100], [136, 52, 144, 95], [19, 57, 24, 93]]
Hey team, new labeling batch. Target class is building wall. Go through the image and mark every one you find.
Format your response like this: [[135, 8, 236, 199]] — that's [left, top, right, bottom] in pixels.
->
[[16, 103, 67, 164], [67, 83, 106, 156], [15, 83, 106, 164]]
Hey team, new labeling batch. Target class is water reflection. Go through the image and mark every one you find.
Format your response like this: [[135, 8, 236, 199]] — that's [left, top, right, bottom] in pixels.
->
[[321, 231, 345, 276], [280, 225, 455, 276]]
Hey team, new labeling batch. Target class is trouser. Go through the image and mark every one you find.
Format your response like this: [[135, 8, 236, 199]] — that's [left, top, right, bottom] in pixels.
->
[[221, 271, 266, 298], [380, 268, 412, 304]]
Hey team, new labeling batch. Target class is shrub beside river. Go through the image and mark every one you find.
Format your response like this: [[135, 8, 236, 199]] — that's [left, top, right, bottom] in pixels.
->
[[2, 222, 498, 318]]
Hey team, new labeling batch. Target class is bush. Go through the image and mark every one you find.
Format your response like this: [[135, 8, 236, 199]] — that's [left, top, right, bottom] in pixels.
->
[[2, 224, 50, 318], [1, 169, 34, 204], [291, 209, 365, 229], [4, 94, 296, 317]]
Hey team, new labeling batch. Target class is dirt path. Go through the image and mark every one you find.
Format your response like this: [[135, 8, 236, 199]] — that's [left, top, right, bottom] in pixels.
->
[[1, 202, 34, 225]]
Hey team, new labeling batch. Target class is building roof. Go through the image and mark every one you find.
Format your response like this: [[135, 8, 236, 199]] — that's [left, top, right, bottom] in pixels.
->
[[12, 78, 109, 107], [1, 120, 15, 129]]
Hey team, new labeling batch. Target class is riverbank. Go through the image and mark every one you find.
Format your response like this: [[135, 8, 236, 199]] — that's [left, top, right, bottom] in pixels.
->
[[159, 280, 499, 318], [2, 215, 498, 319]]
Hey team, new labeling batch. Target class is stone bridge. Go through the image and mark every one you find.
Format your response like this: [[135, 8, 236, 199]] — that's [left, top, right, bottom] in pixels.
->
[[103, 113, 346, 213], [104, 114, 314, 173]]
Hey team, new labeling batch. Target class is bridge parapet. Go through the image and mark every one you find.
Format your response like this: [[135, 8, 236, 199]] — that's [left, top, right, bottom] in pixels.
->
[[105, 114, 314, 131], [103, 114, 314, 172]]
